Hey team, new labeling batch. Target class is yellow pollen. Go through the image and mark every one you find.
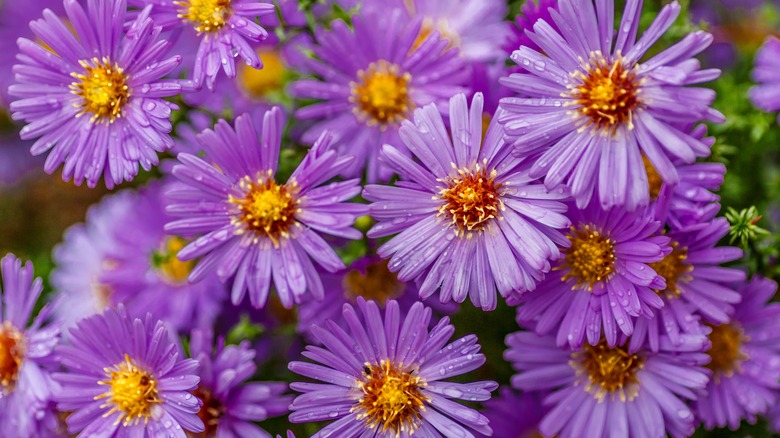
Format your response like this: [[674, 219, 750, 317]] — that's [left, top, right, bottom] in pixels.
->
[[648, 241, 691, 299], [239, 48, 286, 99], [706, 323, 747, 378], [642, 155, 664, 200], [191, 386, 224, 437], [350, 61, 412, 128], [561, 225, 616, 289], [568, 53, 641, 135], [96, 354, 161, 426], [343, 260, 404, 303], [70, 57, 129, 124], [175, 0, 231, 33], [153, 236, 195, 285], [436, 161, 503, 236], [229, 171, 299, 247], [0, 322, 24, 394], [355, 360, 427, 436], [574, 341, 644, 402]]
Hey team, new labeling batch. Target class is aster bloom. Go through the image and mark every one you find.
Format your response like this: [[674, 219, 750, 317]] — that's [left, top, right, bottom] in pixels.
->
[[166, 107, 365, 308], [506, 330, 710, 438], [630, 218, 744, 352], [291, 8, 468, 182], [516, 198, 669, 348], [9, 0, 183, 188], [504, 0, 558, 54], [750, 36, 780, 123], [0, 254, 62, 437], [499, 0, 723, 210], [289, 298, 497, 437], [55, 305, 204, 436], [189, 329, 291, 437], [365, 93, 570, 310], [693, 276, 780, 430], [129, 0, 274, 90], [478, 387, 546, 438]]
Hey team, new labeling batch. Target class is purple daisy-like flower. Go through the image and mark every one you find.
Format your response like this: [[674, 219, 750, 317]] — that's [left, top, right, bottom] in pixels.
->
[[188, 329, 291, 437], [0, 254, 62, 437], [506, 330, 710, 438], [54, 305, 204, 436], [478, 387, 546, 438], [694, 276, 780, 430], [516, 198, 669, 348], [289, 298, 497, 437], [630, 218, 744, 352], [365, 93, 570, 310], [750, 36, 780, 123], [504, 0, 559, 54], [290, 8, 468, 182], [129, 0, 274, 90], [166, 107, 365, 309], [499, 0, 723, 210], [9, 0, 183, 188]]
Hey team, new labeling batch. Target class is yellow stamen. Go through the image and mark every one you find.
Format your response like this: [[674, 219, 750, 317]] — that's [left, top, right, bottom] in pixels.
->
[[154, 236, 195, 285], [354, 360, 427, 436], [239, 48, 286, 98], [175, 0, 231, 33], [350, 61, 412, 128], [229, 170, 299, 247], [343, 260, 404, 303], [70, 57, 129, 124], [706, 323, 748, 379], [648, 241, 691, 298], [436, 160, 503, 237], [95, 354, 161, 426], [560, 225, 616, 289], [573, 341, 644, 402], [0, 322, 24, 394], [642, 155, 664, 200]]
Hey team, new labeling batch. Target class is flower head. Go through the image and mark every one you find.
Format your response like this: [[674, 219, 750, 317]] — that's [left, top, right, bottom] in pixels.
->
[[166, 107, 365, 308], [750, 36, 780, 124], [499, 0, 723, 210], [478, 387, 546, 438], [9, 0, 183, 188], [289, 298, 497, 437]]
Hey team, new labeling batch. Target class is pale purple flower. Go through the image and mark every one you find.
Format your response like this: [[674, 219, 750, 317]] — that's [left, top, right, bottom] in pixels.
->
[[504, 0, 559, 54], [750, 36, 780, 123], [478, 387, 546, 438]]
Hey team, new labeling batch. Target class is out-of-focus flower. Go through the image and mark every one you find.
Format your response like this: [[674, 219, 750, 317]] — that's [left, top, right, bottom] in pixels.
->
[[289, 298, 497, 437], [499, 0, 722, 210], [478, 387, 546, 438], [0, 254, 61, 437], [504, 0, 558, 54], [9, 0, 183, 188], [54, 306, 204, 436], [366, 93, 569, 310], [166, 108, 365, 308]]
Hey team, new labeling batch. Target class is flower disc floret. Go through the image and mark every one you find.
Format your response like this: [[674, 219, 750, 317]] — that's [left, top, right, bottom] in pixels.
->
[[355, 360, 427, 434], [437, 163, 503, 235], [576, 342, 643, 400], [176, 0, 231, 33], [351, 61, 412, 128], [0, 322, 23, 393], [561, 225, 616, 289], [706, 323, 747, 377], [230, 172, 299, 246], [649, 242, 691, 298], [344, 260, 403, 302], [71, 57, 130, 124], [96, 354, 162, 426]]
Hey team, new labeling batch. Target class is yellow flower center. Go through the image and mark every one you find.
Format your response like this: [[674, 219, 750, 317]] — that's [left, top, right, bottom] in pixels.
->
[[154, 236, 195, 285], [355, 360, 427, 435], [229, 171, 299, 247], [176, 0, 231, 33], [70, 57, 129, 124], [350, 61, 412, 128], [0, 322, 24, 394], [706, 323, 747, 378], [561, 225, 616, 289], [648, 242, 691, 298], [239, 48, 286, 99], [569, 53, 641, 135], [96, 354, 161, 426], [575, 341, 644, 401], [437, 162, 503, 236], [642, 155, 664, 200], [343, 260, 404, 303]]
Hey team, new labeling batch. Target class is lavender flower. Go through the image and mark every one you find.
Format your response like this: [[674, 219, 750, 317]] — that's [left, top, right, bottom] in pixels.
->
[[166, 107, 365, 308], [516, 199, 669, 348], [694, 277, 780, 430], [478, 387, 546, 438], [499, 0, 723, 210], [365, 93, 570, 310], [9, 0, 183, 188], [0, 254, 61, 437], [506, 330, 710, 438], [290, 8, 468, 182], [189, 329, 291, 437], [750, 36, 780, 123], [504, 0, 558, 54], [289, 298, 497, 437]]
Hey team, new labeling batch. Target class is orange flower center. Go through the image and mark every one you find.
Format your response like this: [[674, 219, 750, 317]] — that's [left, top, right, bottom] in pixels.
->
[[229, 171, 299, 247], [706, 323, 747, 377], [648, 242, 691, 298], [561, 225, 616, 289], [350, 61, 412, 128], [354, 360, 427, 435], [575, 341, 644, 401], [0, 322, 24, 394], [437, 162, 502, 236]]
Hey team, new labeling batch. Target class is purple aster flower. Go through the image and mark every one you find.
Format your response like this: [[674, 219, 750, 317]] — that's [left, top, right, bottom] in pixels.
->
[[694, 276, 780, 430], [9, 0, 184, 188], [0, 254, 62, 437], [506, 330, 710, 438], [365, 93, 570, 310], [478, 387, 546, 438], [516, 198, 669, 348], [0, 124, 43, 186], [290, 8, 468, 182], [54, 305, 204, 436], [166, 107, 365, 309], [499, 0, 723, 210], [129, 0, 274, 90], [630, 218, 745, 352], [504, 0, 559, 54], [289, 298, 497, 437], [188, 329, 291, 437], [750, 36, 780, 124]]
